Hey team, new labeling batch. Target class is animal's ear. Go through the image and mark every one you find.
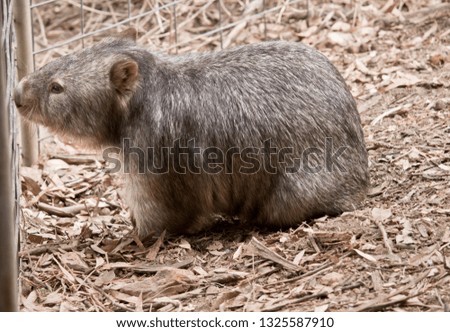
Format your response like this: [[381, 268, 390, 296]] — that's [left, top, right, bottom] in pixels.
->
[[117, 28, 137, 42], [110, 59, 139, 95]]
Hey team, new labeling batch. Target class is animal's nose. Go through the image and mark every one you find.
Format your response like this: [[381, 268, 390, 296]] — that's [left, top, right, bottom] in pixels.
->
[[14, 78, 27, 108]]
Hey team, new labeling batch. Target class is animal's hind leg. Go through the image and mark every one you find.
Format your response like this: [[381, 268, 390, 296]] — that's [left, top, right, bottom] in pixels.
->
[[253, 176, 341, 228]]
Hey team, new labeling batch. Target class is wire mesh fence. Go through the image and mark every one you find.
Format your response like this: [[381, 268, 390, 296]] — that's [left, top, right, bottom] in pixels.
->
[[0, 0, 19, 312], [29, 0, 308, 67]]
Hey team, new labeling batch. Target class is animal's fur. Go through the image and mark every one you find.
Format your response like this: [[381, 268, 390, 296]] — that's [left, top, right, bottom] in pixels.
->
[[15, 29, 369, 238]]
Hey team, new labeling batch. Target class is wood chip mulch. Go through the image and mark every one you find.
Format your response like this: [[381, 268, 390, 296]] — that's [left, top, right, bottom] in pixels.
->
[[19, 0, 450, 312]]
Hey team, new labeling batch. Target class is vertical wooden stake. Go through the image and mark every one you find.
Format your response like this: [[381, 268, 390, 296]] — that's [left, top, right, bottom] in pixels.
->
[[13, 0, 38, 166], [0, 0, 18, 312]]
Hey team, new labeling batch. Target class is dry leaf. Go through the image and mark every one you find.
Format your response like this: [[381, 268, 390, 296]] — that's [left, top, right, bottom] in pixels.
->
[[20, 166, 43, 181], [213, 290, 241, 310], [371, 208, 392, 221], [21, 176, 42, 195], [95, 270, 116, 287], [146, 230, 166, 261], [206, 241, 224, 251], [178, 239, 192, 250], [244, 237, 299, 271], [193, 266, 208, 276], [368, 181, 389, 197], [293, 249, 305, 265], [60, 252, 89, 272], [233, 243, 244, 260], [442, 227, 450, 243], [113, 268, 196, 298], [320, 272, 344, 286], [110, 290, 140, 305], [395, 219, 415, 245], [327, 31, 355, 48], [43, 159, 70, 173], [314, 304, 329, 312], [409, 244, 438, 266], [385, 72, 421, 91], [43, 292, 64, 305], [209, 250, 227, 256], [331, 21, 351, 32], [354, 249, 377, 262]]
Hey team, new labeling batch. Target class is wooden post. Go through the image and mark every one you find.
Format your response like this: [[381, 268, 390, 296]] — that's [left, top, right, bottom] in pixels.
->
[[13, 0, 38, 166], [0, 0, 18, 312]]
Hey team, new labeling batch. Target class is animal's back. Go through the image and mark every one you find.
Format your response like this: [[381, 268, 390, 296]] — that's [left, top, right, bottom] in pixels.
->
[[137, 41, 363, 148], [124, 41, 368, 234]]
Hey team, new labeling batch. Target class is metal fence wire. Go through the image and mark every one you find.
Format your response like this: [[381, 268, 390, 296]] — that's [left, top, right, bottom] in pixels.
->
[[28, 0, 307, 66], [0, 0, 19, 312]]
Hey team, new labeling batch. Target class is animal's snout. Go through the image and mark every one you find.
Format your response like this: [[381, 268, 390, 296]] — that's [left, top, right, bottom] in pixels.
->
[[14, 78, 28, 108]]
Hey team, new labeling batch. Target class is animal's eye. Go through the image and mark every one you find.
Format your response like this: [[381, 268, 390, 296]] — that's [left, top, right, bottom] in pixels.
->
[[49, 82, 64, 94]]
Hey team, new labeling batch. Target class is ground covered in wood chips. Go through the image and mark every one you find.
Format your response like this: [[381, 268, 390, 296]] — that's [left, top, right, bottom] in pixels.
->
[[19, 0, 450, 311]]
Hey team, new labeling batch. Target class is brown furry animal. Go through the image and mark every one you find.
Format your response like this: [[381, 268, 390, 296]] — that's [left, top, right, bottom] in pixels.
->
[[15, 29, 369, 238]]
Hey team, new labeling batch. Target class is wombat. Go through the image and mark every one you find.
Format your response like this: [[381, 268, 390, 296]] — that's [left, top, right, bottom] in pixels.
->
[[14, 28, 369, 238]]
